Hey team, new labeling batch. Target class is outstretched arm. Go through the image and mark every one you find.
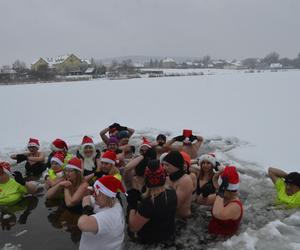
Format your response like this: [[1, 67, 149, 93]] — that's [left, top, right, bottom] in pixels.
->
[[268, 167, 288, 184]]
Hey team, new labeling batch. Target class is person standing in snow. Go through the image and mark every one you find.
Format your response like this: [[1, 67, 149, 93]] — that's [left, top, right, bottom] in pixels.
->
[[76, 136, 101, 176], [209, 166, 243, 236], [78, 175, 125, 250], [163, 150, 194, 218], [268, 167, 300, 208], [10, 138, 46, 176], [165, 129, 203, 159], [127, 160, 177, 244]]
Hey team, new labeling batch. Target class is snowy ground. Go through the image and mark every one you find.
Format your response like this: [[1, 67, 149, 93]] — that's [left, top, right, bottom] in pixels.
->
[[1, 69, 300, 249]]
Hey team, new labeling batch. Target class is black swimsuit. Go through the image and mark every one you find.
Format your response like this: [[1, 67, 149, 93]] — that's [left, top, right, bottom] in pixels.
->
[[196, 178, 216, 197]]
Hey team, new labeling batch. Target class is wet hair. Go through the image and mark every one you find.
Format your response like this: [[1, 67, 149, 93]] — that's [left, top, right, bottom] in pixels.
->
[[156, 134, 166, 142]]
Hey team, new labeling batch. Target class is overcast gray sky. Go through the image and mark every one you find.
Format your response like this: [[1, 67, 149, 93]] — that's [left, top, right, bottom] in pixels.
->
[[0, 0, 299, 65]]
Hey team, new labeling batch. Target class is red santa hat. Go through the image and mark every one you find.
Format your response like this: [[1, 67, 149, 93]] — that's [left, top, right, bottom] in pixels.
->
[[28, 138, 40, 149], [65, 157, 82, 172], [51, 138, 68, 152], [180, 151, 191, 168], [81, 136, 95, 148], [198, 153, 216, 167], [0, 162, 11, 175], [101, 150, 116, 165], [219, 166, 240, 191], [51, 152, 65, 166], [140, 137, 152, 149], [93, 175, 126, 198]]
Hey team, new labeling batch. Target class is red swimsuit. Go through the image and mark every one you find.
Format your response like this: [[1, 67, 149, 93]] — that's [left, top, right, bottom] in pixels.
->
[[208, 200, 243, 236]]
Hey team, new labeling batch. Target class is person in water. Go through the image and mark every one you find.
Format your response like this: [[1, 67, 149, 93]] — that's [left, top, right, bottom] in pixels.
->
[[78, 175, 125, 250], [165, 130, 203, 159], [0, 162, 38, 206], [268, 167, 300, 208], [209, 166, 243, 236], [11, 138, 46, 176], [127, 159, 177, 244], [44, 151, 66, 190], [196, 153, 219, 205], [124, 142, 157, 192], [93, 150, 122, 181], [163, 150, 194, 218], [76, 136, 101, 176], [100, 123, 135, 147], [46, 138, 73, 169], [46, 157, 89, 212]]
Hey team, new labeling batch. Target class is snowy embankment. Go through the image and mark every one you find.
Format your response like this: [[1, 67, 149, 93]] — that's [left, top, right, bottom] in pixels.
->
[[1, 69, 300, 249]]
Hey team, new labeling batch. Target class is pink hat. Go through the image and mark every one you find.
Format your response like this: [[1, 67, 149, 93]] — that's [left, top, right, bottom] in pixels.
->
[[51, 138, 68, 152], [66, 157, 82, 172], [0, 162, 11, 175], [219, 166, 240, 191], [94, 175, 126, 198], [51, 152, 65, 166], [28, 138, 40, 149], [101, 150, 117, 165]]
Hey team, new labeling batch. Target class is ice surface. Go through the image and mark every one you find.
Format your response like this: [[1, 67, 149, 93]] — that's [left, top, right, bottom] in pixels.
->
[[1, 69, 300, 249]]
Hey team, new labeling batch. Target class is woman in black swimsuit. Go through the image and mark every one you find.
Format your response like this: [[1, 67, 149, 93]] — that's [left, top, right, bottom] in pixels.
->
[[196, 153, 218, 205]]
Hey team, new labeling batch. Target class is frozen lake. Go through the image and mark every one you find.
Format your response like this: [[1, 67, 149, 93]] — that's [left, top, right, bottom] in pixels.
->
[[1, 69, 300, 249]]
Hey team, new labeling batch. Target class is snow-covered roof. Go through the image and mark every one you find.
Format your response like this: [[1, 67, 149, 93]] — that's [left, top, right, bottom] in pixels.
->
[[132, 63, 144, 68], [270, 63, 283, 68], [0, 68, 17, 74], [82, 59, 91, 65], [32, 54, 84, 67], [162, 57, 176, 63], [85, 67, 95, 74]]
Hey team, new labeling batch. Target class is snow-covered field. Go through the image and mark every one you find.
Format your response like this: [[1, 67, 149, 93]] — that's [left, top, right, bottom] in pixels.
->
[[1, 69, 300, 249]]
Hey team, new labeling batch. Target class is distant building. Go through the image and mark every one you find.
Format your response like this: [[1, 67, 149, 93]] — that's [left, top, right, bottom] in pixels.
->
[[31, 54, 90, 75], [0, 68, 17, 81], [161, 58, 177, 68], [270, 63, 283, 69]]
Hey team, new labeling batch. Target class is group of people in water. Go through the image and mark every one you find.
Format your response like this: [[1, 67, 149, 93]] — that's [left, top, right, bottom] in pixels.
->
[[1, 123, 300, 250]]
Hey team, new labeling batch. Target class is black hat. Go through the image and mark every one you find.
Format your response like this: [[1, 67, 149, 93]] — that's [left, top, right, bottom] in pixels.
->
[[285, 172, 300, 187], [163, 151, 184, 169]]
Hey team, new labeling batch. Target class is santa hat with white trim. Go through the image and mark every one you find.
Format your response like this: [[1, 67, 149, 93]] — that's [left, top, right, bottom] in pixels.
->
[[51, 152, 65, 166], [93, 175, 126, 198], [101, 150, 116, 165], [219, 166, 240, 191], [51, 138, 68, 152], [140, 137, 152, 149], [198, 153, 216, 167], [28, 138, 40, 149], [65, 157, 83, 172], [81, 136, 95, 149], [0, 162, 11, 175]]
